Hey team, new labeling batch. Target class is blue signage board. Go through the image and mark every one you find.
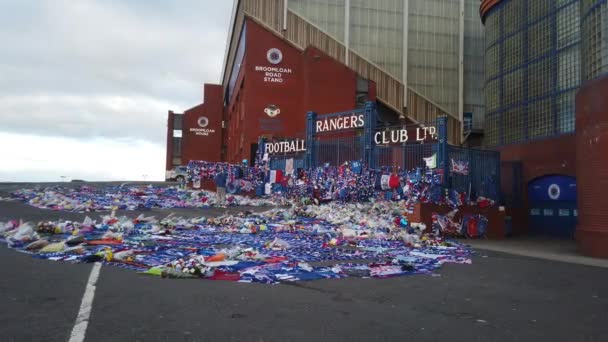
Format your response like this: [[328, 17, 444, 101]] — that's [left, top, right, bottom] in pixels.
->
[[528, 175, 576, 202]]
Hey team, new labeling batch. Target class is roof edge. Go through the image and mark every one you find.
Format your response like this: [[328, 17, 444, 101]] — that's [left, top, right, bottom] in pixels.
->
[[480, 0, 503, 24], [220, 0, 240, 85]]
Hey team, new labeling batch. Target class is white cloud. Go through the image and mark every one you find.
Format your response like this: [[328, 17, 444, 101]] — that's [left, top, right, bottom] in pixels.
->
[[0, 132, 165, 182], [0, 0, 234, 181], [0, 94, 180, 142]]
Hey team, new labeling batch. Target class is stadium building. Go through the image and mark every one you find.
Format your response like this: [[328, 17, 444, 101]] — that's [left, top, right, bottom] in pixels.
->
[[481, 0, 608, 256], [167, 0, 487, 167], [166, 0, 608, 256]]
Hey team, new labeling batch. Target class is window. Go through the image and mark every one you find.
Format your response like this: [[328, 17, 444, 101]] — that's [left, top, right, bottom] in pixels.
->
[[557, 90, 576, 134], [581, 0, 608, 80], [528, 0, 552, 23], [172, 137, 182, 157], [503, 0, 523, 35], [227, 22, 247, 101], [528, 59, 553, 99], [528, 98, 554, 139], [486, 79, 501, 112], [503, 33, 523, 72], [557, 2, 580, 49], [528, 19, 553, 60], [503, 69, 523, 106], [485, 10, 501, 48], [558, 47, 581, 90], [173, 114, 183, 130], [486, 44, 500, 78], [502, 106, 524, 144], [484, 113, 500, 146]]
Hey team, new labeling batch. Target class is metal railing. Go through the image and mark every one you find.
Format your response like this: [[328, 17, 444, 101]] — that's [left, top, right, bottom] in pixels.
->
[[255, 102, 501, 201]]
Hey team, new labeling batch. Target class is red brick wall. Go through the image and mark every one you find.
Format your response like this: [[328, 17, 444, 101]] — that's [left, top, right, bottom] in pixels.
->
[[165, 110, 176, 170], [301, 46, 357, 114], [497, 134, 577, 234], [575, 75, 608, 257], [499, 135, 576, 181], [243, 19, 305, 145], [181, 84, 224, 164], [223, 19, 358, 163]]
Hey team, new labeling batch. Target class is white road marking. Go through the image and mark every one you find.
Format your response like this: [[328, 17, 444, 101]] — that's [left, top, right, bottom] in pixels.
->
[[68, 262, 102, 342]]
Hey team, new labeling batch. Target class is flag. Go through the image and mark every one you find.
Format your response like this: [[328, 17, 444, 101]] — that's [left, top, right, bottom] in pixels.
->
[[423, 154, 437, 169], [451, 159, 470, 175], [285, 158, 294, 175], [269, 170, 277, 183]]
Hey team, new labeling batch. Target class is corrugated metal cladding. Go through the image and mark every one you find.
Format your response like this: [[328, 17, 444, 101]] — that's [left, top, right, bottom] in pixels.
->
[[287, 0, 484, 125], [289, 0, 404, 80], [464, 0, 486, 129], [288, 0, 346, 42], [349, 0, 404, 81], [408, 0, 460, 116], [575, 75, 608, 257], [581, 0, 608, 81], [483, 0, 582, 147]]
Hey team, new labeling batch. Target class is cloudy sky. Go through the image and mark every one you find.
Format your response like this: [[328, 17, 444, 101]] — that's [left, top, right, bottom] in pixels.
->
[[0, 0, 233, 182]]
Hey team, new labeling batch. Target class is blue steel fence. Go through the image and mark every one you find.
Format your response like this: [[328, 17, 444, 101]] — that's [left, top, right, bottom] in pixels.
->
[[257, 102, 502, 202], [268, 155, 306, 172], [373, 143, 437, 170], [314, 136, 364, 167], [447, 145, 501, 202]]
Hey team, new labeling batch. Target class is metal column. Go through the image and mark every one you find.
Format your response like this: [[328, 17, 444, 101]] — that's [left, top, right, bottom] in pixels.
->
[[437, 116, 449, 186], [305, 111, 317, 168], [364, 101, 377, 168]]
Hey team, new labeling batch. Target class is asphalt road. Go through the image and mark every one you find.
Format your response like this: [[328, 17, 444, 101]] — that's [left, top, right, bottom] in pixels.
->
[[1, 183, 608, 342]]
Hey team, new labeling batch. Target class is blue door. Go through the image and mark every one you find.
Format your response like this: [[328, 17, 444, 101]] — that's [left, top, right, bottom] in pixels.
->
[[528, 175, 577, 237]]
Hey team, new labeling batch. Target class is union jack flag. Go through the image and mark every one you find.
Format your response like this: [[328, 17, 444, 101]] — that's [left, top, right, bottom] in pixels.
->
[[451, 159, 470, 175]]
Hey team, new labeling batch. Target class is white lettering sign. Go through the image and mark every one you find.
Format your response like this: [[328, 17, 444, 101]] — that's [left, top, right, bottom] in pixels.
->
[[264, 139, 306, 154], [374, 126, 437, 145], [255, 66, 293, 83], [189, 128, 216, 136], [315, 114, 365, 133]]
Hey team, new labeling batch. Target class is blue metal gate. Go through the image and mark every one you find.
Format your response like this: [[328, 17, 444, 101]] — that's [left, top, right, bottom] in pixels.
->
[[528, 175, 577, 237], [268, 156, 306, 173], [254, 102, 502, 204], [314, 135, 364, 167], [448, 146, 501, 202], [305, 102, 376, 169], [373, 144, 437, 170]]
